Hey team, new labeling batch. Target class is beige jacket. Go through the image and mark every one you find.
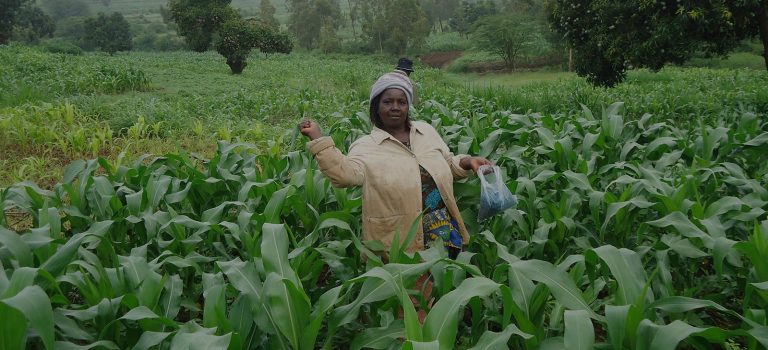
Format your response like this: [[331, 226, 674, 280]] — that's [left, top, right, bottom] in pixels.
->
[[307, 121, 473, 252]]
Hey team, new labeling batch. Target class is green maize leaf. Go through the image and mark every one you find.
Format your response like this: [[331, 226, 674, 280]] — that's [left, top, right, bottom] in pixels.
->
[[333, 262, 435, 327], [646, 212, 713, 247], [0, 303, 27, 350], [605, 304, 630, 350], [468, 323, 532, 350], [404, 340, 440, 350], [131, 331, 172, 350], [587, 245, 648, 305], [302, 285, 343, 350], [601, 197, 654, 231], [743, 132, 768, 147], [166, 182, 192, 204], [146, 175, 171, 208], [507, 267, 535, 318], [401, 283, 423, 342], [648, 296, 732, 314], [261, 223, 301, 288], [713, 236, 740, 276], [564, 309, 594, 350], [350, 320, 405, 350], [264, 186, 291, 224], [59, 296, 123, 322], [41, 220, 113, 277], [54, 340, 120, 349], [169, 331, 232, 350], [228, 295, 255, 350], [264, 273, 310, 350], [2, 267, 38, 298], [704, 196, 745, 218], [160, 274, 183, 320], [0, 285, 54, 349], [0, 226, 32, 267], [511, 260, 601, 320], [752, 281, 768, 290], [748, 325, 768, 348], [637, 320, 728, 350], [479, 129, 504, 157], [202, 284, 227, 330], [125, 189, 143, 216], [53, 310, 93, 341], [423, 277, 500, 350], [122, 306, 161, 321], [63, 160, 87, 184], [538, 337, 565, 350], [562, 170, 591, 191], [660, 235, 707, 259]]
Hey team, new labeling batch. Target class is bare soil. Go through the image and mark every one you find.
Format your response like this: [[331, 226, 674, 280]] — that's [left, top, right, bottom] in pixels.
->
[[419, 51, 464, 69]]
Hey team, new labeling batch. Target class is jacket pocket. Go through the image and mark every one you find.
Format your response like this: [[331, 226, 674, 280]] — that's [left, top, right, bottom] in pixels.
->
[[366, 214, 404, 247]]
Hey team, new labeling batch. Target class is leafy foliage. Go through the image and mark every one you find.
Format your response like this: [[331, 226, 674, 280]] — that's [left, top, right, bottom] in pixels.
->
[[215, 18, 259, 74], [83, 12, 133, 55], [10, 3, 55, 44], [472, 14, 542, 69], [168, 0, 238, 52], [549, 0, 768, 86], [0, 0, 29, 44]]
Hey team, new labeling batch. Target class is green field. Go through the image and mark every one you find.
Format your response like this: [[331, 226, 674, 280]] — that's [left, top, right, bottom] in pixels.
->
[[1, 44, 768, 349]]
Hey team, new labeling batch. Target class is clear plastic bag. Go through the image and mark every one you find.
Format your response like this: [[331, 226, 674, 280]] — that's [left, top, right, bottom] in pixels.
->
[[477, 165, 517, 221]]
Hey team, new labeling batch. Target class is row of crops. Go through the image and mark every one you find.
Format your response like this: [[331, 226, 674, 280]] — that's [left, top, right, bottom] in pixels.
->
[[1, 44, 768, 349], [2, 92, 768, 348]]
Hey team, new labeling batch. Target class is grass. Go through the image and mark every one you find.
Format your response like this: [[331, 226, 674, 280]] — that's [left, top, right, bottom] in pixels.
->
[[446, 70, 574, 89], [2, 44, 768, 188]]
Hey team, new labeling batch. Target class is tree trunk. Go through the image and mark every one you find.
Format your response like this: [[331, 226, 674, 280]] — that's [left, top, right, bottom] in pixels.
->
[[227, 58, 247, 74], [758, 2, 768, 70], [568, 47, 573, 72]]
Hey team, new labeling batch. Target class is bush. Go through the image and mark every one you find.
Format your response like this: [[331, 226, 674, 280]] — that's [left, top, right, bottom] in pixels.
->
[[40, 38, 83, 55], [423, 32, 472, 53]]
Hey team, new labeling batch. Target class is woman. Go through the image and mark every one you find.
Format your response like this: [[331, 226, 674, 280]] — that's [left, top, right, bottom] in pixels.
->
[[299, 71, 491, 259]]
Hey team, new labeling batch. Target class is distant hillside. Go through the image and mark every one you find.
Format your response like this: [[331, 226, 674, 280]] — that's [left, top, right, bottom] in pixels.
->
[[81, 0, 290, 15]]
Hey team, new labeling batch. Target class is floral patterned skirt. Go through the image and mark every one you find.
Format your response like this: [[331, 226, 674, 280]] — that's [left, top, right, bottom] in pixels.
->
[[422, 207, 462, 259]]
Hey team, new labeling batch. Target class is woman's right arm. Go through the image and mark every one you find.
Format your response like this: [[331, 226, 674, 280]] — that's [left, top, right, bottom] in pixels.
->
[[301, 120, 364, 188]]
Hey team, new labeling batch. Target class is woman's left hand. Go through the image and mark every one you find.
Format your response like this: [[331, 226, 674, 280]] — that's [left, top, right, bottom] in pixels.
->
[[460, 157, 493, 173]]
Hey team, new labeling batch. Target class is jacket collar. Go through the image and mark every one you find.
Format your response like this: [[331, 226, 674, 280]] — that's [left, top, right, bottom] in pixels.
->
[[370, 122, 425, 144]]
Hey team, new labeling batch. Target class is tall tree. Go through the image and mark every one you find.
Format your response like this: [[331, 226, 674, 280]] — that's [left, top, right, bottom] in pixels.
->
[[473, 14, 541, 70], [168, 0, 237, 52], [449, 0, 497, 36], [550, 0, 768, 86], [39, 0, 91, 22], [1, 0, 30, 44], [12, 3, 55, 43], [259, 0, 279, 30], [361, 0, 429, 54], [287, 0, 341, 50], [83, 12, 132, 54]]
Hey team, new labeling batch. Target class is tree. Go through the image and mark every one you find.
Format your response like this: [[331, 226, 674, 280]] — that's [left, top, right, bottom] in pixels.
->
[[168, 0, 237, 52], [550, 0, 768, 87], [83, 12, 132, 54], [216, 18, 258, 73], [473, 14, 541, 70], [259, 0, 279, 30], [360, 0, 429, 55], [1, 0, 29, 44], [39, 0, 91, 22], [12, 3, 55, 43], [449, 0, 496, 36], [287, 0, 342, 50]]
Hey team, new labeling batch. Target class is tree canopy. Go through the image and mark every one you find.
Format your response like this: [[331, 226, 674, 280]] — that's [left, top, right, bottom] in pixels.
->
[[83, 12, 132, 55], [550, 0, 768, 86], [1, 0, 28, 44], [168, 0, 237, 52]]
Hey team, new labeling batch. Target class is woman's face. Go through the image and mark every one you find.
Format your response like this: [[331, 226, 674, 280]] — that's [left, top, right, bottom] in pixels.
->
[[377, 88, 409, 130]]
